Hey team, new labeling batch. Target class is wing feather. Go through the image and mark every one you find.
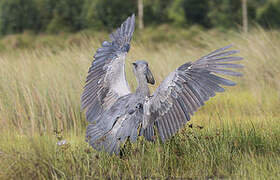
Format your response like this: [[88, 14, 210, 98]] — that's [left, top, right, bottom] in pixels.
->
[[169, 109, 180, 130], [143, 125, 155, 142], [81, 14, 135, 123], [155, 120, 165, 142], [144, 45, 243, 142]]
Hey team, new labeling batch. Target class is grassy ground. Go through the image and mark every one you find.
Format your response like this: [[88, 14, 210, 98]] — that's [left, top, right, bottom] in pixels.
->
[[0, 27, 280, 179]]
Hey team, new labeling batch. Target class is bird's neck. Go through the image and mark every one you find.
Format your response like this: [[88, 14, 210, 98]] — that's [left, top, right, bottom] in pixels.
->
[[135, 76, 150, 97]]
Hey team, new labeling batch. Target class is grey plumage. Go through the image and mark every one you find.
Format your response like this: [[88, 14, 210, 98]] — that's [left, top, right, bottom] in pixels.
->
[[81, 14, 135, 123], [86, 94, 144, 154], [81, 15, 243, 155], [143, 45, 243, 142], [85, 59, 155, 154]]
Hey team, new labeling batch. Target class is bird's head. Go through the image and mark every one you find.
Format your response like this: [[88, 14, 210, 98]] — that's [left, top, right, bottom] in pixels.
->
[[132, 60, 155, 85]]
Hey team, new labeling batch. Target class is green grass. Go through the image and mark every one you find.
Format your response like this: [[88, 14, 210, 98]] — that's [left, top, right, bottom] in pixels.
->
[[0, 27, 280, 179]]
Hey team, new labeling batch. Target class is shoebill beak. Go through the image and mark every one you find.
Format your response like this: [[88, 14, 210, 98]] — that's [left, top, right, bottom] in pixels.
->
[[145, 67, 155, 85]]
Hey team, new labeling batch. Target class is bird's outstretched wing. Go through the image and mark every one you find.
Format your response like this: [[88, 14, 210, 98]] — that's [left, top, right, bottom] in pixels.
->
[[81, 14, 135, 123], [143, 45, 243, 142]]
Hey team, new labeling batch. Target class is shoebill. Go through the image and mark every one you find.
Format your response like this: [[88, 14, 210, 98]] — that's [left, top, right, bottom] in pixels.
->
[[81, 14, 243, 154]]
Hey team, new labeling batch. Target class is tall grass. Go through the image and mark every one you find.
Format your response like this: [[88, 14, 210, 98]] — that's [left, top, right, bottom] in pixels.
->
[[0, 28, 280, 179]]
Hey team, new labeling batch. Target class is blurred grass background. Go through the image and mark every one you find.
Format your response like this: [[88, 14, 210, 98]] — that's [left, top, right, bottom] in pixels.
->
[[0, 27, 279, 179], [1, 0, 280, 179]]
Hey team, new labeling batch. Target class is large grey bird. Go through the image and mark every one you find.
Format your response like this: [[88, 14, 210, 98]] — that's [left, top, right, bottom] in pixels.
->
[[81, 14, 243, 154]]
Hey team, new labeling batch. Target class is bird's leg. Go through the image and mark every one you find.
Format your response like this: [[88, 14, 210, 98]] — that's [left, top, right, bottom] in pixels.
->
[[120, 137, 132, 159]]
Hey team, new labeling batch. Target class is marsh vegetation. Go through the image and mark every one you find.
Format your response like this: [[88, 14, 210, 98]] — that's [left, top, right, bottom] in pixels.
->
[[0, 28, 279, 179]]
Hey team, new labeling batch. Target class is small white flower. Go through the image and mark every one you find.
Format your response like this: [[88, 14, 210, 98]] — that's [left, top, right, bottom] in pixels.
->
[[57, 140, 67, 146]]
